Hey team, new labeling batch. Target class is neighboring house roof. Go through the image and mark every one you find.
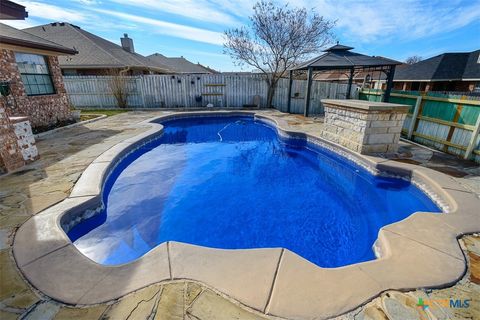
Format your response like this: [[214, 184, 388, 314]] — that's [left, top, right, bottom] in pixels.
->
[[292, 44, 401, 71], [462, 50, 480, 80], [147, 53, 212, 73], [394, 50, 480, 81], [0, 22, 76, 55], [23, 22, 170, 72]]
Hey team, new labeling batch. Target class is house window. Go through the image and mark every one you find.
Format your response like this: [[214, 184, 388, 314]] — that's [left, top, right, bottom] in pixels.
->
[[14, 53, 55, 96]]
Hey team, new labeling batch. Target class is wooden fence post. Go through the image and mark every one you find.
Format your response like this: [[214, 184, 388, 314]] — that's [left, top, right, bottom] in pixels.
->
[[183, 75, 188, 108], [443, 96, 465, 152], [407, 95, 423, 139], [138, 76, 146, 108], [96, 78, 104, 108], [464, 114, 480, 160]]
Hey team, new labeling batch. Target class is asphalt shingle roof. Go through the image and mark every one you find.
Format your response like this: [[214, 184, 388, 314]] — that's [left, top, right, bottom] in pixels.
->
[[0, 22, 76, 54], [394, 50, 480, 81], [462, 50, 480, 80], [147, 53, 212, 74], [23, 22, 170, 72]]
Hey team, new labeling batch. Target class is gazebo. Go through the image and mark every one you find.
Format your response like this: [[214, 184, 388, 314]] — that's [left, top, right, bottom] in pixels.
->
[[287, 43, 402, 116]]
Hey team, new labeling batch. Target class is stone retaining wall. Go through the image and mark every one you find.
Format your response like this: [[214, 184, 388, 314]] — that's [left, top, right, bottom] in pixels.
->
[[321, 99, 409, 154]]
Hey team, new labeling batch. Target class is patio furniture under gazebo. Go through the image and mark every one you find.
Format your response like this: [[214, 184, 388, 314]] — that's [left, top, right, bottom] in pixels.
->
[[287, 43, 402, 116]]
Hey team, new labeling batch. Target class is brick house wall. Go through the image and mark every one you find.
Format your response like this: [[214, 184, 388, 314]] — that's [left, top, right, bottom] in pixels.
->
[[0, 48, 72, 129]]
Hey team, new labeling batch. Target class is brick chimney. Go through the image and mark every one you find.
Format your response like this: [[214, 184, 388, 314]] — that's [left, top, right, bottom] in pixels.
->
[[121, 33, 134, 53]]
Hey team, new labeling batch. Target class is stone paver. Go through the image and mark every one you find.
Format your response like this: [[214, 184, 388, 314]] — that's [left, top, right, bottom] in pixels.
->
[[53, 305, 108, 320], [1, 110, 478, 319]]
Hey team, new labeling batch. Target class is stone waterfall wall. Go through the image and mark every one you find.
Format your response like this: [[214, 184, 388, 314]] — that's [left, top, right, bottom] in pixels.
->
[[321, 99, 409, 154]]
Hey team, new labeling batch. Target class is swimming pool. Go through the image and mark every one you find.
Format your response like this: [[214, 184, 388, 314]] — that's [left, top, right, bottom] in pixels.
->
[[68, 115, 440, 267]]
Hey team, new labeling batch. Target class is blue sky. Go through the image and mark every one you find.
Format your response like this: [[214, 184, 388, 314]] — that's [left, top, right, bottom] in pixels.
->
[[4, 0, 480, 71]]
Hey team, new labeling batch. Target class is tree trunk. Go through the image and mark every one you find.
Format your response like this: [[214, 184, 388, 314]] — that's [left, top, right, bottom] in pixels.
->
[[266, 81, 277, 108]]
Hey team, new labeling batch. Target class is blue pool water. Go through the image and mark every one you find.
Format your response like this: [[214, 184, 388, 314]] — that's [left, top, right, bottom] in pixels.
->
[[69, 115, 441, 267]]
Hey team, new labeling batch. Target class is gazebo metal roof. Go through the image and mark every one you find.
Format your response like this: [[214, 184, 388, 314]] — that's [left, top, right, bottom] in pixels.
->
[[287, 43, 402, 116], [292, 44, 401, 70]]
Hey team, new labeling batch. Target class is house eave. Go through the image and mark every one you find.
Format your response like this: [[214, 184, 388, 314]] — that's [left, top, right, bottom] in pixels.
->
[[393, 79, 464, 82], [0, 36, 77, 55], [0, 1, 28, 20]]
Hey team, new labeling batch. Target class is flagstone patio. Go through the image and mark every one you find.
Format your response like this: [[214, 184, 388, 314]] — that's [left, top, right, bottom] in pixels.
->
[[1, 110, 478, 320]]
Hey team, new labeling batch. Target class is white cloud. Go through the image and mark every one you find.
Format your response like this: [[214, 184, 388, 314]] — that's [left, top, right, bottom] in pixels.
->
[[8, 0, 478, 53], [91, 8, 224, 45], [109, 0, 241, 25], [207, 0, 257, 18], [188, 50, 226, 58], [117, 0, 477, 44], [297, 0, 480, 43], [1, 19, 39, 29], [15, 0, 88, 23], [74, 0, 100, 4], [9, 1, 140, 34]]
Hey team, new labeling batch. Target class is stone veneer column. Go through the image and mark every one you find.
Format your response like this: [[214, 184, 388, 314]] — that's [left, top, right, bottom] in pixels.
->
[[0, 103, 25, 173], [10, 116, 39, 163], [320, 99, 409, 154]]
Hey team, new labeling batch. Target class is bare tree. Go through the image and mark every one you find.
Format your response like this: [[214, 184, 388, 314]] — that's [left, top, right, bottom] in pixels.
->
[[224, 1, 334, 108], [104, 69, 133, 108], [405, 55, 422, 65]]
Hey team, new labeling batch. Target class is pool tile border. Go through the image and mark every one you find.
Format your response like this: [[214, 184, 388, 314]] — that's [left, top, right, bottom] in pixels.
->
[[12, 111, 480, 320]]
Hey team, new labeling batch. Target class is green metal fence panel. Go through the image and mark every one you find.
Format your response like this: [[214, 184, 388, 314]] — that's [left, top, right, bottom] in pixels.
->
[[421, 100, 457, 121], [458, 105, 480, 126], [388, 96, 416, 113], [359, 92, 381, 102]]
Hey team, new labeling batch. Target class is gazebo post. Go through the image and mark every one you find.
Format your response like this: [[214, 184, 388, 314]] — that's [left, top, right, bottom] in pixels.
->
[[346, 67, 354, 99], [287, 69, 293, 113], [304, 67, 313, 117], [383, 65, 396, 102]]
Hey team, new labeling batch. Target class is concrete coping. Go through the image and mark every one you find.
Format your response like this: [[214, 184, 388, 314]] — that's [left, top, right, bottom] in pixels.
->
[[321, 99, 410, 112], [12, 110, 480, 320]]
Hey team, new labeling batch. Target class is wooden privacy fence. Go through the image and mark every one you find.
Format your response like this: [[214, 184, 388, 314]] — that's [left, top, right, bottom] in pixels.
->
[[360, 89, 480, 162], [64, 75, 355, 115]]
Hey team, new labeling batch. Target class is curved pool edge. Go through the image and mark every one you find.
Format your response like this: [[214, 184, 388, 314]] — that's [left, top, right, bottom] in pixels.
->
[[12, 110, 480, 320]]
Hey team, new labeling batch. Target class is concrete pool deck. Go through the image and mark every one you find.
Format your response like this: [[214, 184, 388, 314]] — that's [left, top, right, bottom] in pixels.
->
[[1, 110, 479, 320]]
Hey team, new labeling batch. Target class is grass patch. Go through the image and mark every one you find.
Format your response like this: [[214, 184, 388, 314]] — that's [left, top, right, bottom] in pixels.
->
[[79, 109, 130, 117], [80, 114, 102, 121]]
